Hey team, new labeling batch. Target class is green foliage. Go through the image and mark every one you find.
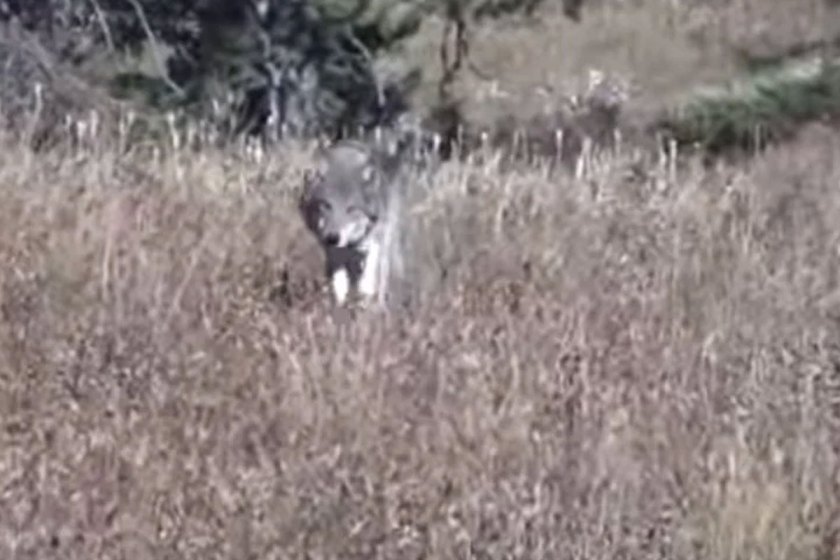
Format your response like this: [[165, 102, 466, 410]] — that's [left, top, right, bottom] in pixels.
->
[[659, 56, 840, 154], [1, 0, 566, 140], [109, 72, 176, 109]]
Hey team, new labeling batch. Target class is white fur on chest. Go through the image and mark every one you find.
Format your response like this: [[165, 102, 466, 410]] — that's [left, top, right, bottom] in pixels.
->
[[322, 228, 386, 306]]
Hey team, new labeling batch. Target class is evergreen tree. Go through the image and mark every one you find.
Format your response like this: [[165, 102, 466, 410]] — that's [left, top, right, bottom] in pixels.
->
[[1, 0, 577, 140]]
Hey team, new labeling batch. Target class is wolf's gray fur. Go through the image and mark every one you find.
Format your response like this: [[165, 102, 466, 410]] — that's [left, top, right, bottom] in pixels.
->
[[299, 138, 406, 308]]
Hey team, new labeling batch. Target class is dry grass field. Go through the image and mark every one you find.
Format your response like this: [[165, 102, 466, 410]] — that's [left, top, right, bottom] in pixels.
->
[[2, 1, 840, 559], [1, 119, 839, 559]]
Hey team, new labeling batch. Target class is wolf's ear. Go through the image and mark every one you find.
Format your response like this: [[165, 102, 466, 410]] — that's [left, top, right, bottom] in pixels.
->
[[299, 171, 311, 202], [301, 168, 325, 194], [302, 168, 320, 186], [299, 169, 317, 209]]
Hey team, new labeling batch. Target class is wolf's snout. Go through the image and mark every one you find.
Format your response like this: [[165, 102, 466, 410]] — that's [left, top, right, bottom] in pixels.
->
[[324, 233, 340, 246]]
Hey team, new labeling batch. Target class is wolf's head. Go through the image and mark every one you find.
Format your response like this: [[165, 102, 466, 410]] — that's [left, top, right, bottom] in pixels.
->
[[299, 187, 375, 248], [299, 141, 381, 249]]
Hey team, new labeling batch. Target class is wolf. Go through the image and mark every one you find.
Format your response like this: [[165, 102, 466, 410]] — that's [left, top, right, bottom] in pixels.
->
[[298, 138, 406, 308]]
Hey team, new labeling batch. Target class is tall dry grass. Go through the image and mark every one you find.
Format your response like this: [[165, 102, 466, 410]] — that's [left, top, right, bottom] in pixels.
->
[[0, 117, 839, 559]]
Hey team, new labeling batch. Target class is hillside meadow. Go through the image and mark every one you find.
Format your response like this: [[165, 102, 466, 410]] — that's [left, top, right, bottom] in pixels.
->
[[0, 114, 839, 559], [2, 0, 840, 558]]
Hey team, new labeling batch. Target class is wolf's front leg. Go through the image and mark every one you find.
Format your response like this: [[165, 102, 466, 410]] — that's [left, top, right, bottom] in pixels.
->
[[331, 267, 350, 305], [358, 241, 380, 302]]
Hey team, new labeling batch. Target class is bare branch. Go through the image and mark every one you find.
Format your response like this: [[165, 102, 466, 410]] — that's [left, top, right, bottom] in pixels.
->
[[125, 0, 185, 98], [344, 30, 385, 109], [88, 0, 115, 53]]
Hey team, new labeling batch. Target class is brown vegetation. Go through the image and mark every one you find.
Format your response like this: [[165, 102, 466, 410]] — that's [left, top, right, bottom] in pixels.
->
[[1, 112, 839, 558], [2, 1, 840, 559]]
